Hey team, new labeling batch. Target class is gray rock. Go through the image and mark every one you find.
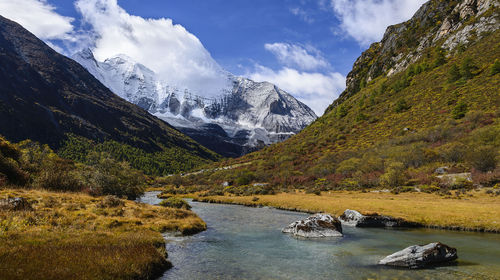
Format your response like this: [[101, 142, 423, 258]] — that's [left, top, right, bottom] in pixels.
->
[[379, 242, 458, 268], [339, 209, 422, 228], [436, 173, 472, 185], [282, 213, 343, 238], [434, 166, 449, 175], [0, 197, 33, 211]]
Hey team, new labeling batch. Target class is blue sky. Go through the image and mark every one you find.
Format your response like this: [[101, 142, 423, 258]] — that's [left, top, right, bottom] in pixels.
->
[[0, 0, 427, 114], [46, 0, 360, 75]]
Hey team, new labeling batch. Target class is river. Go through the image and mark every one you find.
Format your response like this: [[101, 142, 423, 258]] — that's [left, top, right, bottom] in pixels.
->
[[138, 192, 500, 279]]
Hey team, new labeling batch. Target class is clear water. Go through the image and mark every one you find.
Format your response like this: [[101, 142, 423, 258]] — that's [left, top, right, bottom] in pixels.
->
[[138, 192, 500, 280]]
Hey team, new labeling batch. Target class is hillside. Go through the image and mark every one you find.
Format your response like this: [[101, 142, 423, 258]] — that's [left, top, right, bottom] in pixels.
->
[[178, 0, 500, 192], [0, 15, 220, 175]]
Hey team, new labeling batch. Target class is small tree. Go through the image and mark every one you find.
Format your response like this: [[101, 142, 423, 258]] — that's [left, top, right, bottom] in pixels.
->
[[171, 174, 183, 188], [452, 101, 468, 119], [460, 57, 474, 80], [468, 145, 498, 172], [394, 99, 411, 113], [448, 64, 461, 82], [336, 105, 348, 118], [490, 59, 500, 76], [380, 162, 406, 188], [433, 47, 446, 67]]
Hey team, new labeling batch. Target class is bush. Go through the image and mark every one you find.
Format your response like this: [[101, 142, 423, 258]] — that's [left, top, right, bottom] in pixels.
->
[[467, 145, 498, 172], [490, 59, 500, 75], [336, 158, 362, 174], [0, 155, 28, 186], [86, 155, 145, 200], [452, 101, 468, 119], [439, 142, 467, 163], [159, 197, 191, 210], [33, 158, 84, 192], [432, 47, 446, 67], [0, 137, 28, 185], [235, 170, 256, 186], [448, 64, 461, 82], [380, 162, 406, 188], [394, 99, 411, 113], [460, 57, 475, 80]]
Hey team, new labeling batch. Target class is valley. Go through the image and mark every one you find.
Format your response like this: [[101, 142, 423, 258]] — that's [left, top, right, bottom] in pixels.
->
[[0, 0, 499, 279]]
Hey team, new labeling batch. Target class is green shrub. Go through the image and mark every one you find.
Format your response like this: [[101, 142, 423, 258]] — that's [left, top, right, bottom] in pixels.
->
[[159, 197, 191, 210], [448, 64, 461, 82], [490, 59, 500, 75], [394, 99, 411, 113], [0, 137, 28, 185], [336, 158, 362, 174], [452, 101, 468, 119], [235, 170, 256, 186], [336, 105, 348, 118], [33, 158, 83, 192], [439, 142, 467, 163], [460, 57, 475, 80], [86, 155, 145, 200], [432, 47, 446, 67], [380, 162, 406, 187], [467, 145, 498, 172]]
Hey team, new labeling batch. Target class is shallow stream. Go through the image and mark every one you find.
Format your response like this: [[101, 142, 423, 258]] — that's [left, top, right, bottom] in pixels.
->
[[138, 192, 500, 279]]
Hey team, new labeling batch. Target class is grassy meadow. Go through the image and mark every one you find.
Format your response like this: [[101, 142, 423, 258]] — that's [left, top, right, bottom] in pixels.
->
[[0, 188, 205, 280], [192, 189, 500, 232]]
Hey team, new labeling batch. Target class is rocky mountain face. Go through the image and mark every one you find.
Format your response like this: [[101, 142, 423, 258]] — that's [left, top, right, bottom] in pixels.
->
[[73, 50, 317, 157], [0, 15, 218, 162], [329, 0, 499, 110]]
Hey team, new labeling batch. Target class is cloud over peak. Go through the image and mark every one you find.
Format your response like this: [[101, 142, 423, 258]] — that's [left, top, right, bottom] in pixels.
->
[[75, 0, 229, 97], [249, 65, 345, 116]]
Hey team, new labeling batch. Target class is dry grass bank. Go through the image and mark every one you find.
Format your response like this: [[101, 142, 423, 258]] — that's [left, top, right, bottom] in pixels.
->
[[194, 190, 500, 232], [0, 188, 206, 280]]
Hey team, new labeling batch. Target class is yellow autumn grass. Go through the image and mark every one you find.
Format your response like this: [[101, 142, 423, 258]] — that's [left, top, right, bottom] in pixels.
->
[[194, 190, 500, 232], [0, 188, 206, 280]]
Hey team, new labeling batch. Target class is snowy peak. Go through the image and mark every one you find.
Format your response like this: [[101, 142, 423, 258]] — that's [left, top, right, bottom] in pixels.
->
[[72, 49, 317, 156]]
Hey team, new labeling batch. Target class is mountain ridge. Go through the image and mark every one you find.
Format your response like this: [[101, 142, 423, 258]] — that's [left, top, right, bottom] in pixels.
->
[[72, 49, 317, 157], [178, 0, 500, 191], [0, 15, 219, 174], [329, 0, 499, 111]]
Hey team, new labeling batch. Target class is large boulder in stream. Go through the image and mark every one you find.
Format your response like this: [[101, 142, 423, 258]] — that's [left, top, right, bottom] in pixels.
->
[[282, 213, 343, 238], [379, 242, 458, 269], [339, 209, 421, 228]]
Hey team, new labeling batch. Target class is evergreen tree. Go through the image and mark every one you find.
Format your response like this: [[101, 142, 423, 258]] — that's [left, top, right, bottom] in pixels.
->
[[461, 57, 474, 80], [448, 64, 461, 82]]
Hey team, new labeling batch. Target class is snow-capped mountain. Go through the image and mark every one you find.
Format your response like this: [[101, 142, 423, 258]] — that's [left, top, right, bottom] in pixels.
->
[[73, 49, 317, 157]]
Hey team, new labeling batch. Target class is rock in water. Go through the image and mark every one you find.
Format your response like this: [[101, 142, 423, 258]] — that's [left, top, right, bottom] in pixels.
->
[[339, 209, 421, 228], [379, 242, 458, 269], [282, 214, 343, 238]]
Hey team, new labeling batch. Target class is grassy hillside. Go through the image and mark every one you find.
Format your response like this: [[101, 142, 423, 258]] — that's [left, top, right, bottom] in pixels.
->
[[174, 3, 500, 194]]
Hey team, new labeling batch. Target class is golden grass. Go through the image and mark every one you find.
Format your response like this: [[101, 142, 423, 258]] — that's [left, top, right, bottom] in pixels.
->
[[194, 190, 500, 232], [0, 188, 206, 280]]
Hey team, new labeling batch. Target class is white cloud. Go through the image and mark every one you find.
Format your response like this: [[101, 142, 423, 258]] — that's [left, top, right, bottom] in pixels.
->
[[330, 0, 428, 46], [0, 0, 75, 40], [249, 65, 345, 115], [289, 7, 314, 24], [75, 0, 229, 97], [264, 42, 329, 71]]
